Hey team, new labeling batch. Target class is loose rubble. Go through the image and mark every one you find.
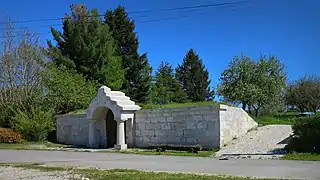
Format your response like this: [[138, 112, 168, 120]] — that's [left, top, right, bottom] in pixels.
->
[[215, 125, 293, 159]]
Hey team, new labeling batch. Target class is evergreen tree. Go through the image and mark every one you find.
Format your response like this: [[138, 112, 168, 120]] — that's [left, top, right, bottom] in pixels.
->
[[176, 49, 214, 102], [104, 6, 152, 103], [47, 4, 124, 90], [153, 61, 187, 104]]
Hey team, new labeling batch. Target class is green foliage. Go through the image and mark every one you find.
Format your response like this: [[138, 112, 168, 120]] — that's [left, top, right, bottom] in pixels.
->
[[11, 106, 55, 142], [105, 6, 152, 103], [41, 64, 98, 115], [219, 55, 287, 116], [176, 49, 213, 102], [285, 74, 320, 113], [219, 55, 255, 108], [286, 115, 320, 153], [0, 128, 23, 143], [47, 4, 124, 89], [152, 61, 187, 104]]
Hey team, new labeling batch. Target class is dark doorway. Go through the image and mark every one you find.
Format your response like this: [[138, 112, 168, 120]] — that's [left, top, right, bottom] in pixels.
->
[[105, 109, 117, 148]]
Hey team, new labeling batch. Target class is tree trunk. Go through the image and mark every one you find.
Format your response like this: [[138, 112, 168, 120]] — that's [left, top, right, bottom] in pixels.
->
[[255, 109, 259, 117], [248, 105, 252, 114], [242, 103, 247, 110]]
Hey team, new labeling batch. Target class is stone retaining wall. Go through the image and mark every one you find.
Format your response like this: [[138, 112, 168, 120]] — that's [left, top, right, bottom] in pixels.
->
[[55, 114, 88, 146], [133, 105, 220, 149], [55, 104, 258, 149]]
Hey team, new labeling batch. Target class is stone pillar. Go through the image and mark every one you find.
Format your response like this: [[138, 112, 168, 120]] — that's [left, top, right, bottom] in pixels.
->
[[88, 120, 96, 148], [114, 119, 127, 150]]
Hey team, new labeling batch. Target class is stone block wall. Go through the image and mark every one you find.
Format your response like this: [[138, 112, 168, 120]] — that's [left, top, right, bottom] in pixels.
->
[[55, 104, 258, 149], [56, 114, 88, 146], [133, 105, 220, 149], [219, 105, 258, 146]]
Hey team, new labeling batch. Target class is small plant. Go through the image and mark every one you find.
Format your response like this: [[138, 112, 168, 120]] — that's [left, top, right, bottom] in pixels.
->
[[11, 106, 55, 142], [0, 128, 23, 143]]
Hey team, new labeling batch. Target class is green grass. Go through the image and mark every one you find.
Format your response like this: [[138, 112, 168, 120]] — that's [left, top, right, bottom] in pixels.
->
[[253, 112, 299, 125], [0, 141, 67, 150], [138, 101, 219, 110], [0, 142, 216, 157], [282, 153, 320, 161], [106, 148, 217, 157], [0, 163, 276, 180], [69, 101, 224, 114]]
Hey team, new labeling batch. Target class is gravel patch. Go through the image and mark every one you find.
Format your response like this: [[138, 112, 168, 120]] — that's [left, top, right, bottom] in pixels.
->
[[0, 166, 81, 180], [215, 125, 293, 159]]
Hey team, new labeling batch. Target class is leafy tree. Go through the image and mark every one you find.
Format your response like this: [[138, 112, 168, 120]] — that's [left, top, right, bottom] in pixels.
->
[[176, 49, 213, 102], [0, 17, 45, 127], [250, 55, 287, 116], [219, 55, 286, 116], [286, 74, 320, 113], [218, 55, 256, 110], [47, 4, 124, 90], [153, 61, 187, 104], [41, 64, 98, 115], [105, 6, 152, 103]]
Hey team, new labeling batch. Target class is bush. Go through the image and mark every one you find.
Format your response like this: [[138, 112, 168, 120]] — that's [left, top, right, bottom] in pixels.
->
[[0, 128, 23, 143], [12, 106, 55, 142], [286, 115, 320, 153], [41, 65, 98, 115]]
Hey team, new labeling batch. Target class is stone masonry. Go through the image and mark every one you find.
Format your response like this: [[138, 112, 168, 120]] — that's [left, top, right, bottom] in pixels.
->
[[56, 86, 258, 149]]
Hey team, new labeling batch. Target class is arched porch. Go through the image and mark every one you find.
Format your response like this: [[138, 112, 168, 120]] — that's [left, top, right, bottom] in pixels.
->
[[86, 86, 140, 150]]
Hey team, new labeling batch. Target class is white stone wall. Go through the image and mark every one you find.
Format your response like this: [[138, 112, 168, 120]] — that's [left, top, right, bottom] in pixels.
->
[[56, 114, 89, 146], [219, 105, 258, 147], [55, 104, 258, 149], [133, 105, 220, 149]]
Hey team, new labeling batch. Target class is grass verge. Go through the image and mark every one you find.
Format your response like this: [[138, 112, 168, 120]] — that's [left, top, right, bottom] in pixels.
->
[[0, 163, 276, 180], [253, 112, 298, 125], [106, 148, 217, 157], [0, 141, 67, 150], [282, 153, 320, 161], [0, 143, 216, 157]]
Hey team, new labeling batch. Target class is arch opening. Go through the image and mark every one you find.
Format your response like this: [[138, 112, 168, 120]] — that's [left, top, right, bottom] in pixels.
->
[[91, 106, 117, 148]]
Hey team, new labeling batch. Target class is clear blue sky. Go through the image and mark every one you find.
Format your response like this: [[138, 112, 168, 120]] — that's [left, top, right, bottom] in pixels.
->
[[1, 0, 319, 91]]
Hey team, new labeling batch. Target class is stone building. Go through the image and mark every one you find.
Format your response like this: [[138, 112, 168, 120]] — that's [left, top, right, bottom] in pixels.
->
[[56, 86, 258, 150]]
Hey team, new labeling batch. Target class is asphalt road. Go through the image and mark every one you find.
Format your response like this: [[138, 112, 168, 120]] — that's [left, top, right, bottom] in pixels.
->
[[0, 150, 319, 179]]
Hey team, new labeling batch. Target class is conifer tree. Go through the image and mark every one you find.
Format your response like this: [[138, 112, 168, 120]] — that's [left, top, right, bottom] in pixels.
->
[[176, 49, 214, 102], [105, 6, 152, 103], [47, 4, 124, 90], [153, 61, 187, 104]]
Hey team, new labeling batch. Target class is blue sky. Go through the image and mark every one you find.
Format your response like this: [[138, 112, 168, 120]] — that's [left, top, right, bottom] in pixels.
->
[[1, 0, 319, 91]]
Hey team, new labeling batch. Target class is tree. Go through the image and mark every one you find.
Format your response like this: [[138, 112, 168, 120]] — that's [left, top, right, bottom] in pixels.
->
[[250, 55, 287, 116], [175, 49, 213, 102], [105, 6, 152, 103], [218, 55, 256, 110], [286, 75, 320, 113], [41, 64, 98, 115], [47, 4, 124, 90], [219, 55, 287, 116], [153, 61, 187, 104], [0, 16, 45, 127]]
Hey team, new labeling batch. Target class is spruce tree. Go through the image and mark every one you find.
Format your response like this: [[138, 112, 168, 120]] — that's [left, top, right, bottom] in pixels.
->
[[47, 4, 124, 90], [104, 6, 152, 103], [153, 61, 187, 104], [176, 49, 214, 102]]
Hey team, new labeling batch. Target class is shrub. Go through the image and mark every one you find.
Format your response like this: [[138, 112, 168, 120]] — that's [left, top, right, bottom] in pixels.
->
[[41, 65, 98, 115], [0, 128, 23, 143], [11, 106, 55, 142], [286, 115, 320, 153]]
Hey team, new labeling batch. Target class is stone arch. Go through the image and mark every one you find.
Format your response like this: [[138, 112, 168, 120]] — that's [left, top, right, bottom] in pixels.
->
[[86, 86, 140, 150]]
